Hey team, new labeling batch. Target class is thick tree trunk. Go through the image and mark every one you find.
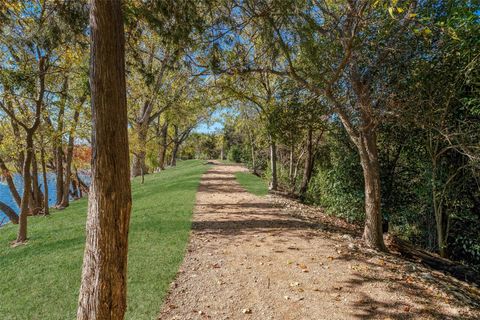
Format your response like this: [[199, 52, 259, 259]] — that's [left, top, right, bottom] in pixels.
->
[[299, 128, 314, 197], [0, 201, 19, 224], [77, 1, 132, 319], [358, 130, 386, 251], [60, 109, 80, 208], [0, 157, 21, 207], [269, 139, 278, 191], [40, 145, 49, 215]]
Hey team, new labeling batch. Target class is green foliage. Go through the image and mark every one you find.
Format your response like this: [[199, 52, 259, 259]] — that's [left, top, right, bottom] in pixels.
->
[[227, 145, 243, 163], [306, 129, 365, 222], [0, 160, 209, 320]]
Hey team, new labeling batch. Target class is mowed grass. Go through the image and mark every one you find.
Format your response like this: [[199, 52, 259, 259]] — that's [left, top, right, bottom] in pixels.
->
[[0, 160, 208, 320], [235, 171, 269, 196]]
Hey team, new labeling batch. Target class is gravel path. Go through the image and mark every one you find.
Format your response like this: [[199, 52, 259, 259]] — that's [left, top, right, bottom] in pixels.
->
[[158, 162, 480, 320]]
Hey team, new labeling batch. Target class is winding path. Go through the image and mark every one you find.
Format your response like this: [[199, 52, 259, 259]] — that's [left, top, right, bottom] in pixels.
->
[[159, 161, 479, 319]]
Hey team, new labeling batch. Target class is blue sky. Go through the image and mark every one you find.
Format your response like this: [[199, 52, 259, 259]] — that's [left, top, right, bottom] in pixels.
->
[[194, 107, 237, 134], [195, 121, 223, 133]]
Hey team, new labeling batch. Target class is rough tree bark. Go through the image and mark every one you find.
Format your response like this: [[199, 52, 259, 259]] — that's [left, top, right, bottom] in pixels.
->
[[358, 129, 385, 251], [77, 1, 132, 319]]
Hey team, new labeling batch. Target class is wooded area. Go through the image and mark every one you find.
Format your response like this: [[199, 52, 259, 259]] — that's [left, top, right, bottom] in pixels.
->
[[0, 0, 478, 319]]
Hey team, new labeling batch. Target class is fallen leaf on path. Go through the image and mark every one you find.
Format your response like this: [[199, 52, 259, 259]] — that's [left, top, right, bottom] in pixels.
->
[[242, 308, 252, 314], [297, 263, 308, 270]]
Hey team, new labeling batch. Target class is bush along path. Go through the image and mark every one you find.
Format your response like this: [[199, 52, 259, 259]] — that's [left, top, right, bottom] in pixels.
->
[[159, 161, 480, 320]]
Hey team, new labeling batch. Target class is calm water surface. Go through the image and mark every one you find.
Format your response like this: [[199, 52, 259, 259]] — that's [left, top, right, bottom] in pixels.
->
[[0, 173, 90, 226]]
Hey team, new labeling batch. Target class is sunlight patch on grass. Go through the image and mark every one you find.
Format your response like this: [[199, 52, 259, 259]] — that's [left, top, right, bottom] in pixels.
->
[[235, 171, 269, 196]]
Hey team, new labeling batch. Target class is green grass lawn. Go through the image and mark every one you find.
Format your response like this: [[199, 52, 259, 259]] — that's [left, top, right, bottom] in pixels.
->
[[235, 171, 269, 196], [0, 160, 208, 320]]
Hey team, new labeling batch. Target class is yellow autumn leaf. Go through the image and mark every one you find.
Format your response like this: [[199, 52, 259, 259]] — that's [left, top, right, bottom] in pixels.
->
[[388, 7, 395, 18]]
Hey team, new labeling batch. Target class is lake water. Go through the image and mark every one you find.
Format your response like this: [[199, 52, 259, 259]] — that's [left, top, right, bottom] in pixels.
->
[[0, 173, 90, 226]]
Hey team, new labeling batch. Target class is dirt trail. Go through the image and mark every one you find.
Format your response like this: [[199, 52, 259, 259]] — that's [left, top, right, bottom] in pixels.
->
[[159, 162, 479, 320]]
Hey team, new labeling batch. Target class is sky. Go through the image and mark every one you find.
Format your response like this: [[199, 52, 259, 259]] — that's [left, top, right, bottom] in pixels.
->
[[193, 107, 237, 134]]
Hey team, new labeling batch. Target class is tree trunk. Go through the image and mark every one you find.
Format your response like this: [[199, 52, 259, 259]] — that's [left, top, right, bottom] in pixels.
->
[[60, 109, 80, 208], [171, 142, 179, 167], [31, 150, 43, 212], [131, 121, 148, 177], [77, 1, 132, 319], [289, 144, 294, 183], [40, 145, 49, 215], [158, 121, 168, 170], [54, 79, 66, 207], [432, 163, 448, 258], [299, 128, 314, 198], [251, 144, 257, 175], [0, 157, 21, 207], [55, 145, 64, 206], [0, 201, 19, 224], [71, 178, 79, 199], [16, 133, 35, 243], [327, 71, 386, 251], [358, 129, 386, 251], [269, 138, 278, 191]]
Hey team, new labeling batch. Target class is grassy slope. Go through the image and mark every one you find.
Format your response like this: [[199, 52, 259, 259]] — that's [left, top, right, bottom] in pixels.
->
[[0, 160, 208, 320], [235, 171, 269, 196]]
